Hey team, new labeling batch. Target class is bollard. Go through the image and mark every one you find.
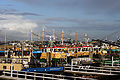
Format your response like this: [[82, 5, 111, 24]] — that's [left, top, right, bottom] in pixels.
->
[[52, 74, 54, 80]]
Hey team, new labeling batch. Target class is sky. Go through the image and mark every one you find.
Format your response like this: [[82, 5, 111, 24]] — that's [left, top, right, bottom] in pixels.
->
[[0, 0, 120, 41]]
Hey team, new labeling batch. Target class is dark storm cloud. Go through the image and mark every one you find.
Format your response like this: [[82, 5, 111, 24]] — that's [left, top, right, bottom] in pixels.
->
[[0, 8, 16, 14], [41, 17, 120, 31], [44, 17, 107, 26], [5, 12, 40, 16], [6, 0, 120, 40], [0, 8, 40, 16], [11, 0, 120, 15]]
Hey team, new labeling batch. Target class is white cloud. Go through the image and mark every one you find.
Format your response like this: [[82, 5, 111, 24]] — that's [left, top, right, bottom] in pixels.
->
[[0, 14, 37, 33]]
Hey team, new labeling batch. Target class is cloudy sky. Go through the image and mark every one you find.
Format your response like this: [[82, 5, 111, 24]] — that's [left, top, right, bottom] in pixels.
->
[[0, 0, 120, 41]]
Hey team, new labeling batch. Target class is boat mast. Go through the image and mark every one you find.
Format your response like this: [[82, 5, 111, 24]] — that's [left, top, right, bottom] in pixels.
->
[[62, 30, 64, 45], [31, 30, 33, 42], [4, 32, 6, 50], [76, 32, 77, 43], [46, 35, 53, 67], [42, 28, 45, 46], [84, 33, 88, 46], [53, 29, 55, 42]]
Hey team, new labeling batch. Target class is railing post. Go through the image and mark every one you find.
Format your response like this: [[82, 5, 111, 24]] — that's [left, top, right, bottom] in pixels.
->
[[34, 73, 36, 80], [74, 74, 76, 80], [110, 68, 111, 74], [25, 72, 27, 80], [112, 56, 114, 67], [3, 70, 5, 76], [17, 71, 18, 79], [52, 74, 54, 80], [11, 63, 13, 77], [43, 74, 44, 80], [62, 75, 64, 79], [71, 59, 73, 71]]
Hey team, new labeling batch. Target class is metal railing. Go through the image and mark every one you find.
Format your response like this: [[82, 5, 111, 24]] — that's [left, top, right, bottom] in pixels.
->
[[1, 69, 96, 80], [65, 65, 120, 75]]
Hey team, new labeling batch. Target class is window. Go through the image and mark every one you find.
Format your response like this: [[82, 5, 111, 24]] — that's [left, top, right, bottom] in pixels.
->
[[86, 48, 88, 51], [99, 48, 101, 51], [45, 49, 47, 52], [69, 49, 71, 51], [42, 49, 44, 52], [72, 49, 74, 52], [58, 49, 61, 52], [54, 49, 57, 52], [82, 48, 85, 51], [78, 48, 81, 51], [62, 49, 64, 52], [3, 66, 6, 69]]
